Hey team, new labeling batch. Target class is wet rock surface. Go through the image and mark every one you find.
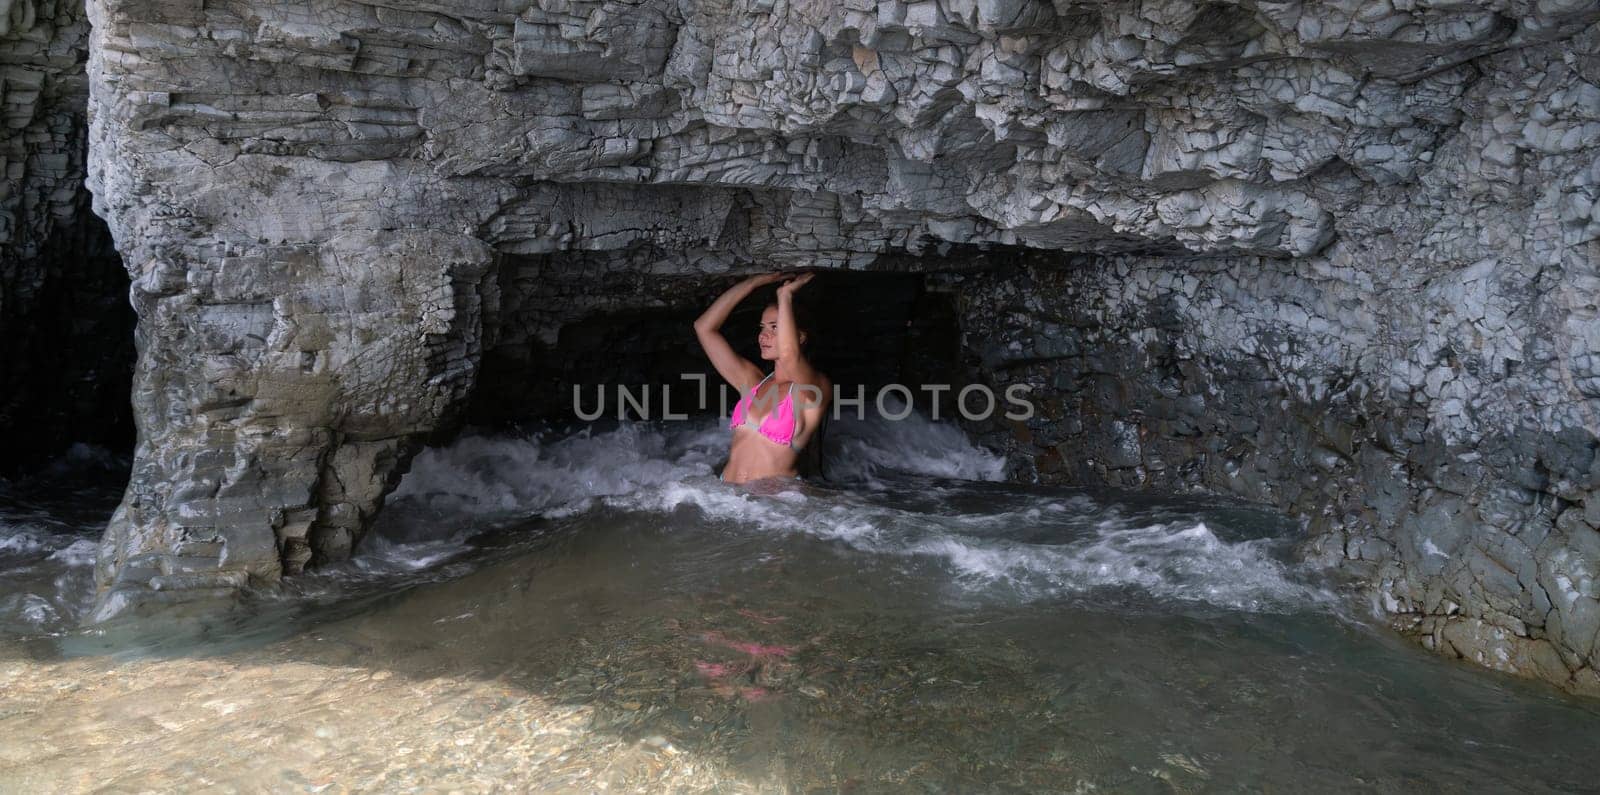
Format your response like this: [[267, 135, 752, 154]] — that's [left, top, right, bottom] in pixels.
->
[[955, 46, 1600, 690], [61, 0, 1600, 694]]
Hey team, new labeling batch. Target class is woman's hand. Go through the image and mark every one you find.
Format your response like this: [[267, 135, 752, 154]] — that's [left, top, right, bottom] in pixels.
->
[[776, 272, 815, 296], [743, 273, 786, 288]]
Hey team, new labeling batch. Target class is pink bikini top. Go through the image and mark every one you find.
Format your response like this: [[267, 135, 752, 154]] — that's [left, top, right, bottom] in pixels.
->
[[730, 372, 802, 449]]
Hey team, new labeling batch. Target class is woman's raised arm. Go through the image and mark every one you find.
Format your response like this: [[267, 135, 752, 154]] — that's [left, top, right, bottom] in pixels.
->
[[774, 272, 816, 373], [775, 272, 828, 445], [694, 273, 782, 393]]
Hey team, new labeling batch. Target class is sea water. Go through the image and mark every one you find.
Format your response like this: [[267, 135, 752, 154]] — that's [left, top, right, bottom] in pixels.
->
[[0, 415, 1596, 791]]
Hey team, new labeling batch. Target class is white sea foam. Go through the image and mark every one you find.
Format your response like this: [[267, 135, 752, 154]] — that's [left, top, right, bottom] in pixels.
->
[[389, 421, 725, 520], [368, 414, 1326, 612], [0, 523, 97, 566], [608, 481, 1327, 612], [48, 539, 100, 567], [0, 593, 60, 628], [821, 400, 1008, 484], [0, 411, 1327, 636], [387, 407, 1004, 522], [353, 532, 478, 572], [0, 524, 99, 632], [0, 526, 50, 556]]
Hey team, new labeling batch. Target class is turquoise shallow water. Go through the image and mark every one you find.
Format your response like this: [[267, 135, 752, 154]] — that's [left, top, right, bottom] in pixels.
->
[[2, 419, 1598, 791]]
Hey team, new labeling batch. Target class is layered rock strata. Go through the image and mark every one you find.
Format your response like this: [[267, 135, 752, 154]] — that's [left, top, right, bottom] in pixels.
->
[[955, 25, 1600, 693], [78, 0, 1600, 694]]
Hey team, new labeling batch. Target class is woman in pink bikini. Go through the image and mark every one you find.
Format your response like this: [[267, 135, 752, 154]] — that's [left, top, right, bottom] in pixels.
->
[[693, 272, 832, 484]]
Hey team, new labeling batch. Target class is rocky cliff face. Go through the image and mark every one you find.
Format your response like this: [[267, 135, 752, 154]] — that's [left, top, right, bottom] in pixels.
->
[[76, 0, 1600, 692]]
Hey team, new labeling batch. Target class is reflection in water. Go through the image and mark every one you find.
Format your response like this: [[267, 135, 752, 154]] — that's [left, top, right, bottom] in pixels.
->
[[1, 417, 1597, 790]]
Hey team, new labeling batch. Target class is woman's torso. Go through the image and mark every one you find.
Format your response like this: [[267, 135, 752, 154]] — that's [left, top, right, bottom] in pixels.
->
[[723, 375, 804, 484]]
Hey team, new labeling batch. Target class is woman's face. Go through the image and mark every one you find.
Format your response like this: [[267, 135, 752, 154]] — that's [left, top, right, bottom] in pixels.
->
[[756, 306, 805, 360], [758, 306, 779, 360]]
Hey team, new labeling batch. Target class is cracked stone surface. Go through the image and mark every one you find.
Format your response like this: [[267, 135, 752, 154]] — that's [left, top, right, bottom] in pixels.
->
[[955, 22, 1600, 694], [0, 0, 84, 271], [73, 0, 1600, 692]]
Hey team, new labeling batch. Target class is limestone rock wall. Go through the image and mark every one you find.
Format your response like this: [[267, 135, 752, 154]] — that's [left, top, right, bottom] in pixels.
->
[[79, 0, 1600, 694], [957, 25, 1600, 695], [0, 0, 85, 277]]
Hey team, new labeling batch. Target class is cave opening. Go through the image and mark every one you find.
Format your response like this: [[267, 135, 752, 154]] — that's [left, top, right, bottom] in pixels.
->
[[0, 212, 136, 481], [463, 250, 989, 437]]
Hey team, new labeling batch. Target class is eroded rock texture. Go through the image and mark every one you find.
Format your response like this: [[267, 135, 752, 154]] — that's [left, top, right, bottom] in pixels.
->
[[81, 0, 1600, 691], [954, 21, 1600, 694]]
